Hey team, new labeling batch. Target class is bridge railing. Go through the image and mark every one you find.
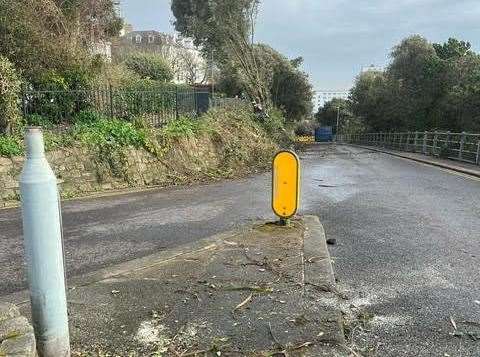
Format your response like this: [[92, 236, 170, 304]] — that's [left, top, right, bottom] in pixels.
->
[[339, 131, 480, 166]]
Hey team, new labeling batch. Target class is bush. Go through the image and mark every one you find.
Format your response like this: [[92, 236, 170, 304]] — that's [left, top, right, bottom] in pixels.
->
[[28, 70, 73, 123], [74, 118, 147, 149], [124, 53, 174, 82], [294, 120, 314, 136], [25, 114, 54, 128], [74, 110, 106, 124], [0, 135, 23, 157], [161, 117, 203, 138], [0, 56, 22, 134]]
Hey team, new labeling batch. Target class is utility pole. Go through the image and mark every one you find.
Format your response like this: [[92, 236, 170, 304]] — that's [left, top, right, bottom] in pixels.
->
[[20, 128, 70, 357]]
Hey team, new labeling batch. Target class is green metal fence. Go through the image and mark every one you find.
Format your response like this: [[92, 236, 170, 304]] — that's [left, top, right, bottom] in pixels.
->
[[340, 131, 480, 165], [22, 87, 211, 127]]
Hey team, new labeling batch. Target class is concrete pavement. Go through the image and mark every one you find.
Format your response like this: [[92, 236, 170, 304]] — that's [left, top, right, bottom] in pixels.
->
[[1, 144, 479, 355], [63, 216, 345, 356]]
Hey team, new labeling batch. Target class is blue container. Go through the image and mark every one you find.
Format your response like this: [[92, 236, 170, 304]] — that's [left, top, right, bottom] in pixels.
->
[[315, 126, 333, 142]]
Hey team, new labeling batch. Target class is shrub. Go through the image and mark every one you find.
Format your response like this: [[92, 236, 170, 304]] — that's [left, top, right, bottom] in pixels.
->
[[28, 70, 73, 123], [294, 120, 314, 136], [74, 118, 147, 149], [0, 56, 22, 134], [124, 53, 174, 82], [0, 135, 23, 157], [25, 114, 53, 128], [161, 116, 203, 139], [74, 110, 107, 124]]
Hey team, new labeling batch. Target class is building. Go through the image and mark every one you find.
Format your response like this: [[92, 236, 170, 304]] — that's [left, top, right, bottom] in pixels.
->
[[89, 41, 112, 62], [112, 30, 209, 85], [361, 64, 383, 73], [313, 90, 350, 110]]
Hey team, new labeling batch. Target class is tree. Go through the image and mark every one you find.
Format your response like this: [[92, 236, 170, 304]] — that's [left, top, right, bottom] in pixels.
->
[[125, 54, 173, 82], [433, 38, 471, 60], [217, 44, 313, 121], [316, 98, 348, 132], [0, 57, 21, 134], [0, 0, 122, 81], [349, 35, 480, 133], [171, 0, 271, 110], [262, 47, 313, 122]]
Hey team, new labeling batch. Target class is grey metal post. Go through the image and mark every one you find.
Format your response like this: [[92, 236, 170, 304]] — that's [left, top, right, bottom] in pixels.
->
[[175, 87, 179, 120], [476, 139, 480, 165], [446, 131, 451, 152], [406, 132, 411, 151], [423, 131, 428, 154], [20, 128, 70, 357], [414, 132, 418, 152], [459, 132, 466, 160], [433, 131, 438, 155]]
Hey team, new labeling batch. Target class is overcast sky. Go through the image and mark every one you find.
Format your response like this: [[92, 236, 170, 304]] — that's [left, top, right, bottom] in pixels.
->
[[120, 0, 480, 90]]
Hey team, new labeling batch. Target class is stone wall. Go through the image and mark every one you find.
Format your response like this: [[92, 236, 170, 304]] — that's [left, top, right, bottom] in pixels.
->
[[0, 146, 169, 207], [0, 303, 36, 356], [0, 130, 275, 207]]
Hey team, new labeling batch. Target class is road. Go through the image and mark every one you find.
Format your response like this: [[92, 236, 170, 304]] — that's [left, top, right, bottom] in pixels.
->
[[1, 144, 479, 356]]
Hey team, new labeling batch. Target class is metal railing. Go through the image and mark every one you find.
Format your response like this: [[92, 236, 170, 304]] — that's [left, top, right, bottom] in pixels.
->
[[210, 97, 249, 110], [22, 87, 211, 127], [340, 131, 480, 165]]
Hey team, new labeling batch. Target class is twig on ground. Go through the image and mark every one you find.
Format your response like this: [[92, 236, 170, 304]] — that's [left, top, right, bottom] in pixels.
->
[[180, 349, 208, 356], [233, 293, 253, 312], [450, 316, 457, 330], [342, 345, 362, 357], [268, 322, 284, 349]]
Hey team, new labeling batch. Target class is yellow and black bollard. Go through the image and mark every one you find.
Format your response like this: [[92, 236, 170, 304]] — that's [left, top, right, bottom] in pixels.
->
[[272, 150, 300, 226]]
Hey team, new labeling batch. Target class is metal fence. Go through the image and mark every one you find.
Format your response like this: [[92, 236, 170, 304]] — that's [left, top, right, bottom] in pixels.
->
[[210, 97, 249, 110], [340, 131, 480, 165], [22, 87, 211, 127]]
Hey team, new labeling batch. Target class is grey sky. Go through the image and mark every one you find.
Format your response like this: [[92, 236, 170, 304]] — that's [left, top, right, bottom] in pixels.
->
[[120, 0, 480, 90]]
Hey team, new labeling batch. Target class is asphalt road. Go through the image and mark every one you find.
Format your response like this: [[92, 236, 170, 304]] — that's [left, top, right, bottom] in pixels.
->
[[1, 144, 479, 355]]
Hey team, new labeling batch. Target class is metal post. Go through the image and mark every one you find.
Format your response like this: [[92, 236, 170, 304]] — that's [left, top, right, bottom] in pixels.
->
[[109, 84, 114, 119], [20, 128, 70, 357], [193, 87, 198, 116], [211, 50, 215, 100], [459, 132, 466, 160], [476, 139, 480, 165], [414, 132, 418, 152], [446, 131, 451, 153], [423, 131, 428, 154], [175, 87, 179, 120], [406, 132, 411, 151], [433, 131, 438, 156]]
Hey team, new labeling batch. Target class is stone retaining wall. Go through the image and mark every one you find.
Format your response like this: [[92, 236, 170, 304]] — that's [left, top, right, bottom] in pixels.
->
[[0, 131, 274, 207], [0, 303, 36, 356], [0, 146, 171, 207]]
